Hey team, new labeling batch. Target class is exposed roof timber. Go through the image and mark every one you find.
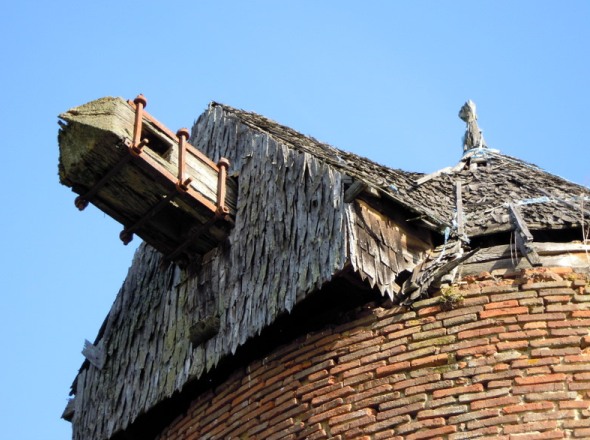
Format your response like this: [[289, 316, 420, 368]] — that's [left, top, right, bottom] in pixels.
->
[[508, 203, 542, 267]]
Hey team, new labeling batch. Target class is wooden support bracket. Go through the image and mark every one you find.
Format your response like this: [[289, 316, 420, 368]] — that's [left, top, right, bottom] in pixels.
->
[[344, 180, 368, 203], [509, 203, 542, 266]]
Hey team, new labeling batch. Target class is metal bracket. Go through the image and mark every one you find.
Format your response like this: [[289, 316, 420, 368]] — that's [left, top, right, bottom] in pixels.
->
[[216, 157, 230, 215]]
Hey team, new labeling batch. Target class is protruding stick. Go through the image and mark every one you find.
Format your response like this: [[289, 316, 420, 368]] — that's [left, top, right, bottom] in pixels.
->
[[217, 158, 230, 215], [176, 128, 192, 191], [132, 94, 148, 154]]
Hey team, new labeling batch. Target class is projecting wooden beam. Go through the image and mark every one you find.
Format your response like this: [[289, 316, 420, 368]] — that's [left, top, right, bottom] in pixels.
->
[[58, 96, 237, 261], [509, 203, 542, 266]]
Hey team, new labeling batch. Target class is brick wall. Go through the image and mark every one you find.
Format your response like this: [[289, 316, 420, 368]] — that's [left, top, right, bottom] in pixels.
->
[[156, 267, 590, 440]]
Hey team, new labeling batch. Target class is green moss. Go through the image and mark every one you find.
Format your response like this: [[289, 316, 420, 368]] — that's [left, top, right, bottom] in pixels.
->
[[439, 286, 464, 311]]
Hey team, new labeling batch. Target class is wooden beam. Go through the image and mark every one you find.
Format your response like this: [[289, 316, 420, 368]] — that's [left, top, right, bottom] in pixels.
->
[[414, 166, 452, 186], [508, 203, 542, 266], [455, 180, 465, 239], [344, 180, 368, 203], [82, 340, 105, 370], [58, 96, 237, 260]]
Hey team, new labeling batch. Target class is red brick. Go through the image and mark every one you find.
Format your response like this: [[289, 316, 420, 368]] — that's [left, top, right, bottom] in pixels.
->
[[552, 364, 590, 373], [567, 382, 590, 390], [480, 307, 529, 319], [470, 395, 520, 410], [523, 409, 574, 422], [376, 361, 409, 377], [499, 329, 547, 340], [547, 303, 590, 312], [472, 369, 523, 383], [543, 295, 572, 303], [503, 401, 554, 414], [573, 428, 590, 438], [515, 373, 567, 385], [491, 291, 537, 302], [551, 327, 590, 336], [437, 305, 485, 320], [376, 401, 426, 419], [329, 408, 375, 426], [517, 313, 566, 322], [433, 383, 483, 399], [392, 374, 440, 392], [485, 300, 520, 310], [448, 408, 500, 424], [503, 420, 557, 434], [405, 380, 454, 396], [411, 353, 449, 368], [497, 340, 529, 351], [396, 417, 446, 435], [459, 387, 510, 403], [506, 431, 565, 439], [559, 400, 590, 409], [549, 319, 590, 328], [513, 382, 565, 394], [563, 418, 590, 428], [411, 328, 447, 341], [565, 354, 590, 363], [466, 414, 519, 430], [525, 391, 577, 401], [489, 380, 512, 388], [532, 347, 581, 357], [342, 360, 387, 378], [310, 385, 356, 406], [406, 425, 457, 440], [417, 305, 442, 316], [458, 326, 506, 340], [457, 344, 497, 358], [417, 405, 468, 419], [379, 393, 427, 411]]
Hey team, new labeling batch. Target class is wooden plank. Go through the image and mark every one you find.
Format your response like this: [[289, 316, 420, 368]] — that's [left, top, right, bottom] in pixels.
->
[[82, 340, 105, 370], [414, 166, 452, 186], [455, 180, 465, 238], [344, 180, 368, 203], [509, 203, 542, 266]]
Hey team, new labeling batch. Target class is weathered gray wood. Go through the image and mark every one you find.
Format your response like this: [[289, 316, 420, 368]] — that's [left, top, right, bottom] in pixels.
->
[[344, 179, 368, 203], [58, 97, 237, 260], [509, 203, 542, 266], [414, 166, 452, 186], [82, 340, 105, 370], [538, 189, 590, 218], [455, 180, 465, 239]]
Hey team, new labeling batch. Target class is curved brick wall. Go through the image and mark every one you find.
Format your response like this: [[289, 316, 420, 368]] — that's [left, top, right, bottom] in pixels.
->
[[156, 267, 590, 440]]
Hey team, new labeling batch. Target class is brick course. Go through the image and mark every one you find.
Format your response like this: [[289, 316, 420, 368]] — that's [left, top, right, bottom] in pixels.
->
[[155, 268, 590, 439]]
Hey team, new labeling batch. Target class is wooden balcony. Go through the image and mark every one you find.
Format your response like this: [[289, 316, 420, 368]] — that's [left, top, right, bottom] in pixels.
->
[[58, 95, 236, 264]]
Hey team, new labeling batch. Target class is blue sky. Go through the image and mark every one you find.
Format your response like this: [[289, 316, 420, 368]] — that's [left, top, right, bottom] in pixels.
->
[[1, 1, 589, 439]]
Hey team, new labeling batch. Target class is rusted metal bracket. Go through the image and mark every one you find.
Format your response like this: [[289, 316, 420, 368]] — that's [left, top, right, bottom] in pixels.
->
[[509, 203, 542, 267], [119, 190, 178, 245], [216, 158, 230, 215], [176, 128, 193, 192]]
